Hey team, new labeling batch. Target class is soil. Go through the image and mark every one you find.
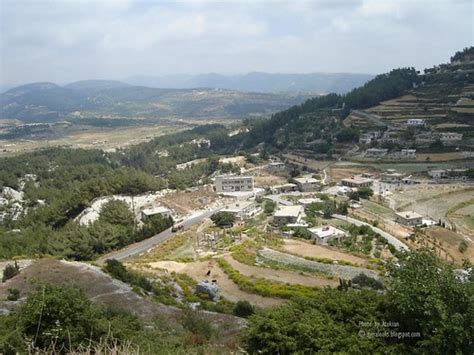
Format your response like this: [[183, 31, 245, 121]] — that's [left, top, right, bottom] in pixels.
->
[[280, 239, 369, 266]]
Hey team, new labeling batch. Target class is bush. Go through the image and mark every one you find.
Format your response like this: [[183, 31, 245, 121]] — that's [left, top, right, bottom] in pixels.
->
[[351, 273, 384, 290], [181, 308, 215, 340], [459, 240, 468, 253], [2, 262, 19, 282], [233, 300, 255, 318], [210, 212, 235, 228], [7, 288, 20, 301]]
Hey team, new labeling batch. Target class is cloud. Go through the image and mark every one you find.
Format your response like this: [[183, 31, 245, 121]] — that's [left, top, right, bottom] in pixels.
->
[[0, 0, 472, 85]]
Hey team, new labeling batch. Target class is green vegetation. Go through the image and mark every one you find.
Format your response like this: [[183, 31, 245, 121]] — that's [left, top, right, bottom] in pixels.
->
[[0, 283, 227, 354], [210, 211, 236, 228], [233, 300, 255, 318], [217, 258, 319, 299], [263, 200, 276, 215], [244, 249, 473, 354], [2, 262, 19, 282]]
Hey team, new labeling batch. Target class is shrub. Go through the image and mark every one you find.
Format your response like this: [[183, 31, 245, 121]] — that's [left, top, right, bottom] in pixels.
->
[[2, 262, 20, 282], [181, 308, 215, 340], [233, 300, 255, 318], [7, 288, 20, 301]]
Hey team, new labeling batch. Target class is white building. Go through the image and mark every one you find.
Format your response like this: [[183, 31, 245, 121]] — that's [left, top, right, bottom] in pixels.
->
[[141, 206, 172, 220], [273, 205, 305, 226], [395, 211, 423, 226], [308, 225, 347, 245], [380, 172, 404, 183], [440, 132, 463, 142], [341, 176, 373, 188], [271, 183, 297, 194], [407, 119, 425, 127], [294, 176, 321, 192], [214, 175, 254, 193], [267, 161, 286, 172], [400, 149, 416, 159], [222, 201, 261, 220], [364, 148, 388, 158], [359, 131, 381, 144]]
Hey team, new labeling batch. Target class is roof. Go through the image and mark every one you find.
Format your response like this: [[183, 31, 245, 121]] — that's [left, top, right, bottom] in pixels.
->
[[273, 183, 297, 188], [341, 176, 373, 184], [395, 211, 423, 220], [308, 225, 346, 239], [141, 206, 170, 216], [294, 177, 319, 184], [216, 174, 253, 180], [274, 205, 304, 218]]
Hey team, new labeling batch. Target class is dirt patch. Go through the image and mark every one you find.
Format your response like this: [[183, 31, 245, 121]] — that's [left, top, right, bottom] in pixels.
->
[[144, 259, 285, 307], [280, 239, 369, 266], [329, 165, 379, 181], [425, 227, 474, 264], [160, 186, 219, 215]]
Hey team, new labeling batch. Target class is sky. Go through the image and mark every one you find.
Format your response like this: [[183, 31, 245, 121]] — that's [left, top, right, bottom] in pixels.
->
[[1, 0, 473, 86]]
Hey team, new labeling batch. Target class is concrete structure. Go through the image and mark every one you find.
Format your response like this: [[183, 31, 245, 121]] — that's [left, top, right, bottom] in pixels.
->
[[294, 176, 320, 192], [221, 201, 261, 220], [271, 183, 297, 194], [308, 225, 347, 245], [395, 211, 423, 226], [440, 132, 463, 142], [407, 118, 425, 126], [380, 172, 404, 183], [428, 169, 469, 179], [359, 131, 381, 144], [400, 149, 416, 159], [267, 161, 286, 172], [341, 176, 373, 188], [273, 205, 305, 226], [364, 148, 388, 158], [141, 206, 172, 220], [214, 175, 254, 193], [428, 169, 448, 179]]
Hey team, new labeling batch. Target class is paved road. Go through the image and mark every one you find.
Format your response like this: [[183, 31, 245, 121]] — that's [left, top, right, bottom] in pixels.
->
[[97, 208, 221, 264], [332, 214, 410, 252], [264, 194, 295, 206]]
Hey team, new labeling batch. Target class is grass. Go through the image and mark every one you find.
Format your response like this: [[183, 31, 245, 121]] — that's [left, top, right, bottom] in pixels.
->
[[217, 258, 320, 299], [136, 233, 191, 262], [362, 200, 394, 218]]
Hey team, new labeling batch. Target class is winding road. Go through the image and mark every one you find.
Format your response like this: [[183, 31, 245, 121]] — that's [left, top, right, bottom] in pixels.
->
[[96, 208, 221, 264]]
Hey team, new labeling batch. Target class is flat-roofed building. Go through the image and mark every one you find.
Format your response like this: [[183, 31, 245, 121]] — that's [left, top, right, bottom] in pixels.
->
[[395, 211, 423, 226], [271, 183, 297, 194], [294, 176, 321, 192], [341, 176, 373, 188], [364, 148, 388, 158], [380, 172, 404, 183], [440, 132, 463, 142], [308, 225, 347, 245], [273, 205, 305, 226], [141, 206, 172, 220], [400, 149, 416, 159], [215, 175, 254, 193], [407, 119, 425, 126], [267, 161, 286, 172], [222, 200, 261, 220]]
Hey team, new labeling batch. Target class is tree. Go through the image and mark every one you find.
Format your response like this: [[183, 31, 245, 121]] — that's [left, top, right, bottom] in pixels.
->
[[2, 262, 19, 282], [99, 200, 134, 227], [387, 249, 473, 354], [357, 187, 373, 199], [263, 200, 276, 215], [210, 212, 235, 228]]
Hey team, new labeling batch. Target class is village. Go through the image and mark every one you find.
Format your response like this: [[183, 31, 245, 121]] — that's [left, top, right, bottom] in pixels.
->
[[62, 153, 470, 306]]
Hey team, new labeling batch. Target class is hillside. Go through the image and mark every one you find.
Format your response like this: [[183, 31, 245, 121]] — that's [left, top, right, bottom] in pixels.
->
[[237, 48, 474, 156], [0, 81, 310, 123], [125, 72, 374, 94]]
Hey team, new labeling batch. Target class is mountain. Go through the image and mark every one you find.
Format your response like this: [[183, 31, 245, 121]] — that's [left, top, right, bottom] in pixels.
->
[[124, 72, 374, 94], [0, 81, 311, 123], [236, 48, 474, 154]]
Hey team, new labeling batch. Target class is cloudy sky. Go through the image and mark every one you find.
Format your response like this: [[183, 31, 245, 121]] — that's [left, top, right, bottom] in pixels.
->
[[1, 0, 472, 86]]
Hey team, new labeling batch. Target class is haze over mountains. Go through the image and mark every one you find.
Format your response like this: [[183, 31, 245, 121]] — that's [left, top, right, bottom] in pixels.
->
[[123, 72, 374, 94], [0, 72, 373, 123]]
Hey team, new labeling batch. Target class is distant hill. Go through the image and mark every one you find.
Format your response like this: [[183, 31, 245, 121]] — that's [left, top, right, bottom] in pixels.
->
[[236, 48, 474, 154], [0, 80, 311, 123], [124, 72, 374, 94]]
